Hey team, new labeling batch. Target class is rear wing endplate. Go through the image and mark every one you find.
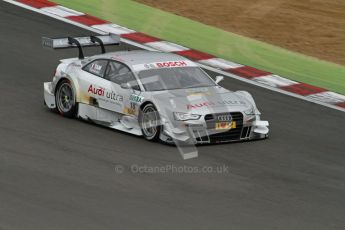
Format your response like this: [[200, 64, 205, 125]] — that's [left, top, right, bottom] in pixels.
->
[[42, 34, 120, 59]]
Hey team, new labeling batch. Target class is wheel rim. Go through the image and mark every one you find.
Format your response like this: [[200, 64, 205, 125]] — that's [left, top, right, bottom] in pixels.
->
[[141, 106, 159, 139], [57, 83, 74, 113]]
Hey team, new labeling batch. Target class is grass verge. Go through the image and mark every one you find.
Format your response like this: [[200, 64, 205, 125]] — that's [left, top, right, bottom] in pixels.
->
[[54, 0, 345, 94]]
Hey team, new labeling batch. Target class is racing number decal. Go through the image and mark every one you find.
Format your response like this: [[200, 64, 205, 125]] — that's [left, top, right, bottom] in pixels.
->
[[123, 94, 144, 116]]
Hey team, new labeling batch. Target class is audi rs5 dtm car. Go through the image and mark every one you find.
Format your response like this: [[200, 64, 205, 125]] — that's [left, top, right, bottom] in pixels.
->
[[43, 34, 269, 145]]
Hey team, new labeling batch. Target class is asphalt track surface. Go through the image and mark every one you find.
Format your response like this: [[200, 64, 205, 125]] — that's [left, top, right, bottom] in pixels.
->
[[1, 2, 345, 230]]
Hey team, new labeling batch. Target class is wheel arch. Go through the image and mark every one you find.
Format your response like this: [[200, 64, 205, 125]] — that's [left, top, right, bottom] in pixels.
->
[[55, 77, 81, 102], [139, 100, 156, 112], [235, 90, 257, 108]]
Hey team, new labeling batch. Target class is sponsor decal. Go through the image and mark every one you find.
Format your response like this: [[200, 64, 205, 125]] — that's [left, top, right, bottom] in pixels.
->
[[186, 88, 211, 97], [215, 121, 236, 130], [187, 101, 215, 110], [106, 91, 123, 102], [185, 123, 204, 128], [218, 100, 246, 105], [42, 39, 52, 47], [186, 88, 211, 96], [130, 102, 136, 110], [186, 100, 246, 109], [156, 61, 187, 68], [88, 85, 123, 104], [88, 84, 104, 96], [123, 102, 138, 116], [133, 60, 197, 72], [123, 106, 137, 115], [144, 63, 156, 69], [89, 63, 103, 74], [129, 94, 144, 103], [71, 63, 82, 67]]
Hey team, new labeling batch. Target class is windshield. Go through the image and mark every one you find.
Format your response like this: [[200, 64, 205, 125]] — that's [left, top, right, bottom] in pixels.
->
[[137, 67, 216, 91]]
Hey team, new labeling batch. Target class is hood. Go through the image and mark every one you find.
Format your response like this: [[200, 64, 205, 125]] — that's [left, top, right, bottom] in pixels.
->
[[150, 86, 253, 114]]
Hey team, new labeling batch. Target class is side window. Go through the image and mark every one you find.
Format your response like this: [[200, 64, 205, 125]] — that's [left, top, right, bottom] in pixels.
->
[[83, 59, 108, 77], [105, 61, 140, 90]]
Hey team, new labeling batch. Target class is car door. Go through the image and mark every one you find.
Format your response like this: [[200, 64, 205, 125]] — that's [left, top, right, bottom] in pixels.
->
[[80, 59, 113, 110], [103, 60, 142, 116]]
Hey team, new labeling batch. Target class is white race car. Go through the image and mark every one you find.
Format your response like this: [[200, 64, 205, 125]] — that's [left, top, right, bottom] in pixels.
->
[[43, 34, 269, 145]]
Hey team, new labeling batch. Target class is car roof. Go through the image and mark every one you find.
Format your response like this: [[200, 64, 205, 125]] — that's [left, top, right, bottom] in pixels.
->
[[88, 50, 190, 67]]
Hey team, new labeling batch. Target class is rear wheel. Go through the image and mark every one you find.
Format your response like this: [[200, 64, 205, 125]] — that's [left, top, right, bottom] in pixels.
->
[[55, 79, 77, 118], [139, 103, 161, 141]]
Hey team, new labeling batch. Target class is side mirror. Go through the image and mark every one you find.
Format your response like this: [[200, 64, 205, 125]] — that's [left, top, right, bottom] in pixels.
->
[[120, 82, 131, 89], [215, 75, 224, 84]]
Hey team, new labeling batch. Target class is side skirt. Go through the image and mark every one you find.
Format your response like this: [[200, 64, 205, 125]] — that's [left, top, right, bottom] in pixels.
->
[[77, 103, 143, 136]]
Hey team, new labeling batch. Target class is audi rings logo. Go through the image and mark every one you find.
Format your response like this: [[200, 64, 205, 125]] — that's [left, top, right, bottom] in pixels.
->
[[144, 63, 156, 69], [217, 114, 232, 122]]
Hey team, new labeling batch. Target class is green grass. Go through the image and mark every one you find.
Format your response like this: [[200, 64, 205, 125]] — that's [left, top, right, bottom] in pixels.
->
[[54, 0, 345, 94]]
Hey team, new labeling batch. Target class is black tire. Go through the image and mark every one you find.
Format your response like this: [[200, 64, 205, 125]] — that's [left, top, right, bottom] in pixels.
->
[[139, 103, 161, 141], [55, 79, 78, 118]]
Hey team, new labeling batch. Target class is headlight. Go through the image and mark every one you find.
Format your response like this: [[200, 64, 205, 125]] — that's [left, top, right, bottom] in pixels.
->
[[174, 112, 201, 121], [244, 107, 256, 115]]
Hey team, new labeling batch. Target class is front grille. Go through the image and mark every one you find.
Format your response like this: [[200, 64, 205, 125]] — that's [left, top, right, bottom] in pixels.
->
[[204, 112, 244, 143]]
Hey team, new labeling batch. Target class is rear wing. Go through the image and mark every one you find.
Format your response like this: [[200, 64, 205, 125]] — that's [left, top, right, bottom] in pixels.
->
[[42, 34, 120, 59]]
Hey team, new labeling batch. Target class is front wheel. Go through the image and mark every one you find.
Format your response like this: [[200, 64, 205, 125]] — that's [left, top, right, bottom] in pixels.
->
[[139, 103, 161, 141], [55, 79, 78, 118]]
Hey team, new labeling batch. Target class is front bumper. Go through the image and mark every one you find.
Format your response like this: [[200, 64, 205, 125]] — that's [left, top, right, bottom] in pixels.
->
[[160, 112, 269, 144], [44, 82, 56, 109]]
